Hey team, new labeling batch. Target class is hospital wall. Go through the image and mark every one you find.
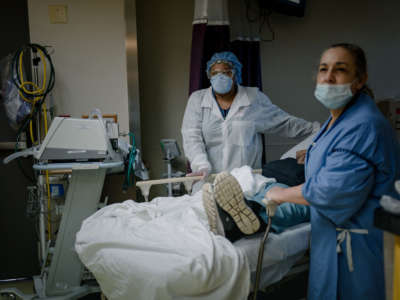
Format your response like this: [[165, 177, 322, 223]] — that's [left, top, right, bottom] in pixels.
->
[[137, 0, 400, 182], [260, 0, 400, 160], [27, 0, 130, 136], [24, 0, 400, 186], [20, 1, 398, 296], [136, 3, 399, 295], [136, 0, 194, 196], [28, 0, 193, 199]]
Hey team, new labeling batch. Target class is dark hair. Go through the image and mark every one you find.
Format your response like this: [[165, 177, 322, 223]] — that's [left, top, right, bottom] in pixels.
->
[[328, 43, 374, 99]]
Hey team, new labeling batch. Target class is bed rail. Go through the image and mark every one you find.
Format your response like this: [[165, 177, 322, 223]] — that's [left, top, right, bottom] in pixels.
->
[[136, 169, 262, 202]]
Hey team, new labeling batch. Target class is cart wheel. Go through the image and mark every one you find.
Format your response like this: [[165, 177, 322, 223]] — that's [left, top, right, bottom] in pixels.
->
[[0, 293, 17, 300]]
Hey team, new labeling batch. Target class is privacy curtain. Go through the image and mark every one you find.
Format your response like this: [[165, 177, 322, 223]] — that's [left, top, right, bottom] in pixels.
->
[[189, 0, 230, 94], [229, 0, 263, 89], [230, 39, 262, 89], [189, 0, 263, 93], [229, 0, 265, 163]]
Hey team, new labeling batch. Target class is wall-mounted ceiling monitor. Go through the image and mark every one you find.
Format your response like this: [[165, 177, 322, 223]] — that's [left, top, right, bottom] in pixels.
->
[[260, 0, 306, 17]]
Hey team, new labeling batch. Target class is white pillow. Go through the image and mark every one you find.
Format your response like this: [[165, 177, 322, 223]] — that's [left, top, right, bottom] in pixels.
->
[[280, 122, 320, 159]]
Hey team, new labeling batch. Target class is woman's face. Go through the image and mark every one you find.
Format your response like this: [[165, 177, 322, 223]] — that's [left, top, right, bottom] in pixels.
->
[[317, 47, 366, 94]]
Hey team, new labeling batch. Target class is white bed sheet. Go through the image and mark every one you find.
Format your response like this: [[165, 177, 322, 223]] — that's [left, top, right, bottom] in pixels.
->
[[75, 166, 311, 300], [75, 194, 251, 300]]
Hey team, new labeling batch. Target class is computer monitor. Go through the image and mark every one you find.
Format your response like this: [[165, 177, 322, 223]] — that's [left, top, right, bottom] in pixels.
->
[[260, 0, 306, 17]]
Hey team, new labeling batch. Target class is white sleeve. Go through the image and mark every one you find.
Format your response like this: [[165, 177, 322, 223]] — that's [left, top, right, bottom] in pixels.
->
[[256, 91, 314, 138], [181, 91, 212, 172]]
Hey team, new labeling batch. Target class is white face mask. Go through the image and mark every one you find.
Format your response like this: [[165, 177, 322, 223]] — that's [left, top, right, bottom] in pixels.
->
[[314, 83, 354, 110], [210, 73, 233, 94]]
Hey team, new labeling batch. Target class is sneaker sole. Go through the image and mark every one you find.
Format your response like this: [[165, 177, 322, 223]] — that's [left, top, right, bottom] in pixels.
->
[[202, 183, 220, 235], [214, 172, 260, 235]]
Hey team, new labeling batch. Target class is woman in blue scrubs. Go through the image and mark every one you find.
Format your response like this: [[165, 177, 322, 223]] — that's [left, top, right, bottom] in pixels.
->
[[266, 43, 400, 300]]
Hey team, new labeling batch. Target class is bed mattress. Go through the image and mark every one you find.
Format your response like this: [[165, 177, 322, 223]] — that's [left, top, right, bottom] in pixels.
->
[[235, 223, 311, 288]]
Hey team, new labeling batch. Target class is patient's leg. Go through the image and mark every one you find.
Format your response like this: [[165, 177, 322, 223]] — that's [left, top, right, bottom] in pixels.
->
[[202, 183, 225, 236], [202, 172, 261, 242], [202, 172, 310, 242], [213, 172, 261, 235], [246, 182, 310, 233]]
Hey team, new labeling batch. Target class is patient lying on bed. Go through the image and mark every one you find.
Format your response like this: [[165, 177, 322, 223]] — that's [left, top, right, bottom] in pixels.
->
[[74, 153, 312, 300], [202, 157, 310, 242]]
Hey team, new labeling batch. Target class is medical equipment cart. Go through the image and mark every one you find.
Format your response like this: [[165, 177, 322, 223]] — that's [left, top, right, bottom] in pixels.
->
[[0, 161, 123, 300]]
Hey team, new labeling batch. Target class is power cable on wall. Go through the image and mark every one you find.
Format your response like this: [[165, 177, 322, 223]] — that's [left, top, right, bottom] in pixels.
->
[[244, 0, 275, 42]]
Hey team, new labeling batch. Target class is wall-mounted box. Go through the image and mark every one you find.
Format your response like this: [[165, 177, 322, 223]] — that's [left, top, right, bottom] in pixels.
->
[[48, 5, 68, 24]]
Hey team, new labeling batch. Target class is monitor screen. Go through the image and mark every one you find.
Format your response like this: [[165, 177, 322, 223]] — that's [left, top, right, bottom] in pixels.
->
[[260, 0, 306, 17]]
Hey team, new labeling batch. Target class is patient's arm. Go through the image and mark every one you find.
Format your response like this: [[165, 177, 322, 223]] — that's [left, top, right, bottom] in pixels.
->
[[267, 184, 309, 206]]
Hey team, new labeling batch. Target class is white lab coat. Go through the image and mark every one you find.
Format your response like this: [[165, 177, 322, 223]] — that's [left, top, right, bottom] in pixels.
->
[[181, 85, 313, 173]]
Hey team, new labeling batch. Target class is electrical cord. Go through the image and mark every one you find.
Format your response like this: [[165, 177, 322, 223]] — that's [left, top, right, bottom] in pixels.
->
[[12, 44, 55, 101], [12, 44, 55, 146], [252, 213, 272, 300], [11, 44, 56, 240], [244, 0, 275, 42], [259, 8, 275, 42], [245, 0, 259, 23], [10, 44, 55, 183], [251, 198, 279, 299], [42, 101, 52, 239]]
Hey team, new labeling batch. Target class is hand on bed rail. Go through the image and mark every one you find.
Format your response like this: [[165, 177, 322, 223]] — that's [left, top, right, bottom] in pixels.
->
[[136, 169, 262, 202], [186, 168, 210, 180], [262, 197, 278, 217]]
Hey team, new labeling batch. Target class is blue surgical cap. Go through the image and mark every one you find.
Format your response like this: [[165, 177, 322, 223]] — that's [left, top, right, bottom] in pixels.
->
[[206, 51, 242, 85]]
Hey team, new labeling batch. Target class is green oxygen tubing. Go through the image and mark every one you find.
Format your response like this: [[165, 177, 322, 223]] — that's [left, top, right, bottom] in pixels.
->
[[123, 132, 137, 191]]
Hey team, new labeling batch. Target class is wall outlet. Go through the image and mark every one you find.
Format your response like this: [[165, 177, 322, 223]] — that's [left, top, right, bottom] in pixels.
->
[[49, 5, 68, 24]]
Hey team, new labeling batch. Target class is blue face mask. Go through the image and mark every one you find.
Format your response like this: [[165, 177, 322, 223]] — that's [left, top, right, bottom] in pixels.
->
[[210, 73, 233, 95], [314, 83, 354, 110]]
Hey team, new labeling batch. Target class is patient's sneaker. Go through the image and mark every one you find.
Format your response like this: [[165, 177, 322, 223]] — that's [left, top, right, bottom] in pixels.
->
[[202, 183, 225, 236], [213, 172, 260, 235]]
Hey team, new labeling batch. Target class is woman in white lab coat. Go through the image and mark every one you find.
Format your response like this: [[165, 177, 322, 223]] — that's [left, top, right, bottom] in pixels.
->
[[181, 51, 316, 178]]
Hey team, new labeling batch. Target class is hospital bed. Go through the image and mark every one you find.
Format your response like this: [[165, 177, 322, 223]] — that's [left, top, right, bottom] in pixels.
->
[[75, 132, 317, 300], [132, 133, 317, 296], [135, 173, 311, 294]]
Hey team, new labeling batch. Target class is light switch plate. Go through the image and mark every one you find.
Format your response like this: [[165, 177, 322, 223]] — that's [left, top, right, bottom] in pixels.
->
[[49, 5, 68, 24]]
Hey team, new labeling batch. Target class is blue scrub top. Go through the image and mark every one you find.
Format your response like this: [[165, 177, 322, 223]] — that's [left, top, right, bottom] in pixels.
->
[[302, 93, 400, 300], [212, 89, 230, 119]]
